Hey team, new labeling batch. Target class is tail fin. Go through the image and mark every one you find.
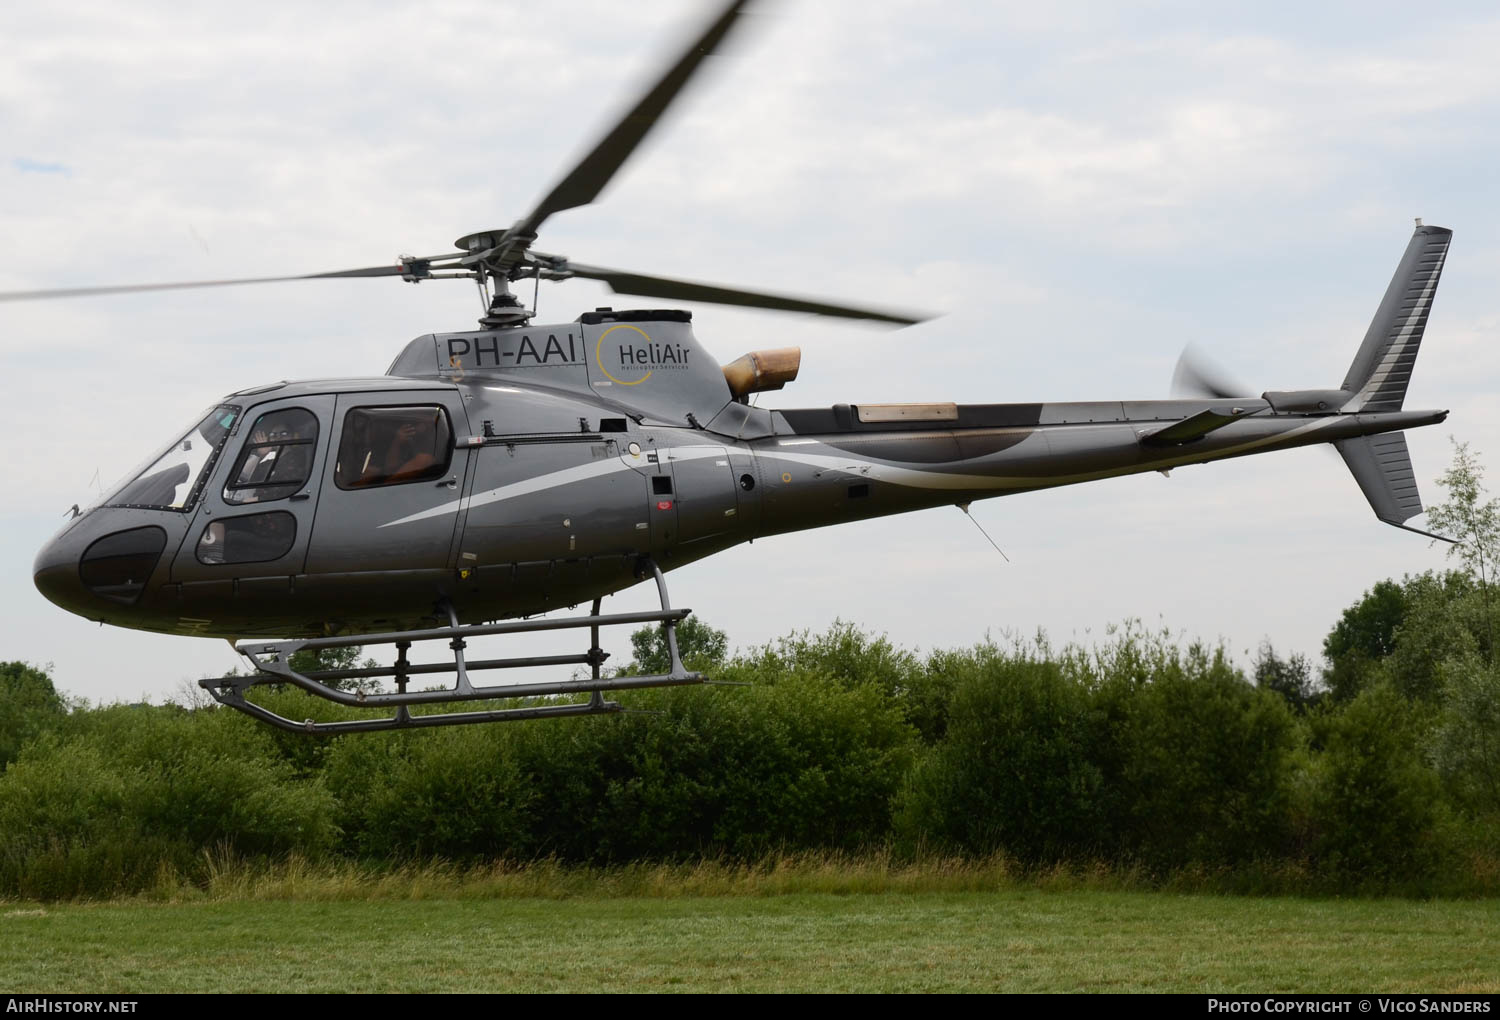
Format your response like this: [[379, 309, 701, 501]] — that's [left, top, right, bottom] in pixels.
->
[[1336, 432, 1454, 541], [1337, 432, 1422, 525], [1341, 224, 1452, 412]]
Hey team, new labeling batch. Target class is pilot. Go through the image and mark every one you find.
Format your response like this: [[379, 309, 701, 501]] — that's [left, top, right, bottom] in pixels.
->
[[233, 419, 312, 501], [265, 424, 312, 486]]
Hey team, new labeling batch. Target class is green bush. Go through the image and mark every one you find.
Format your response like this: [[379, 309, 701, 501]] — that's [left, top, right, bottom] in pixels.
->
[[323, 674, 916, 863], [895, 630, 1300, 871], [734, 621, 954, 742], [894, 650, 1103, 861], [322, 723, 536, 860], [1092, 645, 1299, 869], [9, 612, 1494, 896], [0, 704, 338, 898], [1305, 682, 1451, 886]]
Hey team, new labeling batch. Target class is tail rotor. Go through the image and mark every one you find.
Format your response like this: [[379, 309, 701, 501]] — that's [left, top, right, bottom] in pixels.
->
[[1170, 344, 1255, 400]]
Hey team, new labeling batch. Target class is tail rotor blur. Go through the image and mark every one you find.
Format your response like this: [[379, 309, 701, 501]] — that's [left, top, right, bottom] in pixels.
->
[[1170, 344, 1254, 400]]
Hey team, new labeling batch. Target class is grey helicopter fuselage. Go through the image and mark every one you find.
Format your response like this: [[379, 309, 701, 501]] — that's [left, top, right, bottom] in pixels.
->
[[31, 244, 1449, 643]]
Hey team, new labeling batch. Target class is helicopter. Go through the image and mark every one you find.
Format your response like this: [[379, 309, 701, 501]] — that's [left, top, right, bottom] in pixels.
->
[[19, 0, 1453, 732]]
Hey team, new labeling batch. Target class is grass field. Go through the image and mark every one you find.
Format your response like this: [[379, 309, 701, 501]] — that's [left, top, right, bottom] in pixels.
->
[[4, 889, 1498, 993]]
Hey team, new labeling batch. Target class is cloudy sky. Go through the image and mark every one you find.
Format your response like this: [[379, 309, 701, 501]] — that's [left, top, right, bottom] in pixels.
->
[[3, 0, 1498, 705]]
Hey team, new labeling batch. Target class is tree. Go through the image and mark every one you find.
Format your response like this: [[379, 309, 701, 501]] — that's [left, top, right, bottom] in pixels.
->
[[1427, 440, 1500, 586], [1378, 572, 1481, 701], [1254, 641, 1320, 713], [0, 661, 69, 768], [220, 644, 372, 692], [1322, 579, 1410, 701], [1429, 653, 1500, 816], [627, 616, 728, 674], [1321, 571, 1482, 703], [287, 644, 372, 692], [1425, 439, 1500, 662]]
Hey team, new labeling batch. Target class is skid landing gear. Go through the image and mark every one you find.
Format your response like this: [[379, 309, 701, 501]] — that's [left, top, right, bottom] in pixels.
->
[[198, 562, 704, 734]]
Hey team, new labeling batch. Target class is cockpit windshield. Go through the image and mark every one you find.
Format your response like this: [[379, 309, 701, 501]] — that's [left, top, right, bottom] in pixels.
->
[[104, 405, 241, 511]]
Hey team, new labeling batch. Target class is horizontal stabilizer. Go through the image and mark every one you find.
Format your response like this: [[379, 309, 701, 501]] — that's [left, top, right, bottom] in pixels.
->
[[1336, 432, 1452, 540], [1141, 408, 1245, 446]]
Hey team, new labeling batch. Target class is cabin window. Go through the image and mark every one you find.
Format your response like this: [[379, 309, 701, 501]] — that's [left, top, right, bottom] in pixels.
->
[[223, 407, 320, 505], [335, 406, 453, 489], [196, 511, 297, 565], [80, 526, 167, 603]]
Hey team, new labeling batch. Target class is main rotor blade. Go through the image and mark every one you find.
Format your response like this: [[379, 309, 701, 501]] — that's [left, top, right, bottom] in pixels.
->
[[562, 262, 933, 326], [494, 0, 752, 262], [0, 264, 412, 303]]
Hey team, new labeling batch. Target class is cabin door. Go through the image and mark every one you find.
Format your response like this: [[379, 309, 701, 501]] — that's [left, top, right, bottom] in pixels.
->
[[170, 394, 335, 588], [304, 391, 473, 574]]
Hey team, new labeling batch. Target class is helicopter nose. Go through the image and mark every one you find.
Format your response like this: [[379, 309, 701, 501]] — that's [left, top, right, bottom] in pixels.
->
[[34, 521, 169, 617], [33, 535, 87, 616]]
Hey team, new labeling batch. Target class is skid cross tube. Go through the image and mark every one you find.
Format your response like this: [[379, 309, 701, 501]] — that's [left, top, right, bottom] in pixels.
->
[[198, 563, 705, 733]]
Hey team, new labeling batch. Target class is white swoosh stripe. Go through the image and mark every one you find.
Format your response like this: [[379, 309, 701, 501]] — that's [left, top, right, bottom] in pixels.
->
[[377, 444, 728, 528]]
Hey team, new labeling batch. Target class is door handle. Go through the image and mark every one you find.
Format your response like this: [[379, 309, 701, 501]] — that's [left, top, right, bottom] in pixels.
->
[[290, 492, 310, 502], [436, 477, 457, 489]]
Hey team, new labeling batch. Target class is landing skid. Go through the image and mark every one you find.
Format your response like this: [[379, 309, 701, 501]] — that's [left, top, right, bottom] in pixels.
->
[[198, 562, 704, 734]]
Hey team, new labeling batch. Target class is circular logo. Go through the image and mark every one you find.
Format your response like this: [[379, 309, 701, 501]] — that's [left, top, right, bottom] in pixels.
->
[[596, 323, 654, 386]]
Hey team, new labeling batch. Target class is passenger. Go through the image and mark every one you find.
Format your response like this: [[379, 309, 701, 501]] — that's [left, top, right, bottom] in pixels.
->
[[365, 413, 440, 484], [339, 417, 375, 487]]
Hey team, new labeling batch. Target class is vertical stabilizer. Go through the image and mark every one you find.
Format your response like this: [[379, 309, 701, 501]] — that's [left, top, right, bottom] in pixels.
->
[[1336, 432, 1450, 540], [1341, 224, 1451, 412]]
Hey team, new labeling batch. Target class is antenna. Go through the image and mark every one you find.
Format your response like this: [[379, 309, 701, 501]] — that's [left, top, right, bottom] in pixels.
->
[[956, 502, 1009, 562]]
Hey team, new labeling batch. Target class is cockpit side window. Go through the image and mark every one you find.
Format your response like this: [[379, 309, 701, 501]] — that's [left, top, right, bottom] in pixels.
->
[[223, 407, 319, 505], [335, 406, 453, 489]]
